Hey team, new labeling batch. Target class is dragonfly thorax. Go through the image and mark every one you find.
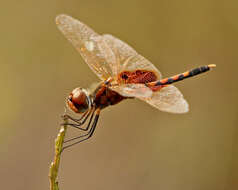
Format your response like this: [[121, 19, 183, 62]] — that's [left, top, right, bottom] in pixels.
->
[[67, 87, 91, 113]]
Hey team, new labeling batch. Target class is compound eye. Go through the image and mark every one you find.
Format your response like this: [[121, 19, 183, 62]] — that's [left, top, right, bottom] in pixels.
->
[[67, 88, 89, 113]]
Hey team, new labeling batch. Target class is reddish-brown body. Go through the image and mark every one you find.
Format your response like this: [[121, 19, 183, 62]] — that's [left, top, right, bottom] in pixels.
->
[[93, 83, 125, 109], [92, 70, 158, 110]]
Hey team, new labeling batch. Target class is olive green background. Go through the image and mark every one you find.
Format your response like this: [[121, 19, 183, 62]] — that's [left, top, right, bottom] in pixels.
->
[[0, 0, 237, 190]]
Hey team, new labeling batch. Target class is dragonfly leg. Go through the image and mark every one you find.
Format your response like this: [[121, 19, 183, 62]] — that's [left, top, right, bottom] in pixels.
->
[[61, 108, 94, 131], [62, 108, 91, 123], [62, 109, 100, 151]]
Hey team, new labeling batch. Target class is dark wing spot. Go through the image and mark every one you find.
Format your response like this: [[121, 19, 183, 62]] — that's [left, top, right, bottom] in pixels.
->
[[121, 73, 128, 79]]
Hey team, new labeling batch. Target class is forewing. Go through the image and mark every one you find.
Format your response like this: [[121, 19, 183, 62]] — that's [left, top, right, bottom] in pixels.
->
[[139, 85, 189, 113], [56, 15, 117, 80], [103, 34, 162, 79], [109, 84, 153, 98], [103, 34, 137, 62]]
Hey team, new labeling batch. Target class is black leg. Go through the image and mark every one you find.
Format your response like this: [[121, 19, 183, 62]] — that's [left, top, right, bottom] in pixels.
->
[[61, 108, 94, 131], [64, 109, 96, 143], [62, 109, 100, 151], [62, 108, 91, 123]]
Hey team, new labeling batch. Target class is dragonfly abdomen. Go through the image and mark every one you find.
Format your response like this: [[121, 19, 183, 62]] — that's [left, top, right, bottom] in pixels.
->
[[148, 64, 216, 90]]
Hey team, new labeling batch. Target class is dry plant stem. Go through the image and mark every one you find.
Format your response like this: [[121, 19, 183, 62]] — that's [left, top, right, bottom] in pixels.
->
[[49, 118, 68, 190]]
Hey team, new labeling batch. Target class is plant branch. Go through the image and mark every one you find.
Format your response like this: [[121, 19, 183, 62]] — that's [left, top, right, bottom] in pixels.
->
[[49, 118, 68, 190]]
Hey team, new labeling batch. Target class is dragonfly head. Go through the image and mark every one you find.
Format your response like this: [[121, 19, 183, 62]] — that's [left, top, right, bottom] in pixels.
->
[[67, 87, 91, 113]]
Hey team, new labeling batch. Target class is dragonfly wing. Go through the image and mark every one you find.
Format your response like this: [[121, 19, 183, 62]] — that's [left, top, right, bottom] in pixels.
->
[[101, 34, 187, 113], [103, 34, 162, 79], [121, 54, 161, 79], [139, 85, 189, 113], [109, 84, 153, 98], [103, 34, 137, 61], [56, 15, 117, 80]]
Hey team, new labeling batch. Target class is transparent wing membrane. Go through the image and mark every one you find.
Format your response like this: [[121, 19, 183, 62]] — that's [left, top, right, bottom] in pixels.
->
[[56, 15, 188, 113], [103, 34, 137, 63], [56, 15, 116, 80], [109, 83, 153, 98], [103, 34, 161, 79], [140, 85, 189, 113]]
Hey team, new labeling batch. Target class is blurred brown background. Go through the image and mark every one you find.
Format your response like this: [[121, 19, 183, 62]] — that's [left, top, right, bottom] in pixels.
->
[[0, 0, 237, 190]]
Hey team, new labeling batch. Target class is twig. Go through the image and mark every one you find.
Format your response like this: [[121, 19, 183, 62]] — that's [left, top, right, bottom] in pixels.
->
[[49, 117, 68, 190]]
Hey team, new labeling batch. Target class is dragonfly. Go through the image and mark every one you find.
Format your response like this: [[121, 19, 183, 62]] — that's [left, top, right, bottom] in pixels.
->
[[56, 14, 216, 150]]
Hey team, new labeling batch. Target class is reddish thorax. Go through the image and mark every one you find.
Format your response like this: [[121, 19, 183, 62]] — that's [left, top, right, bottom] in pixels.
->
[[93, 83, 125, 109]]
